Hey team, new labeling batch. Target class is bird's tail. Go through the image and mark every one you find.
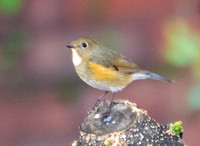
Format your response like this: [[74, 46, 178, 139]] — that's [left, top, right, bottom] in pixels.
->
[[145, 72, 174, 82], [131, 72, 174, 83]]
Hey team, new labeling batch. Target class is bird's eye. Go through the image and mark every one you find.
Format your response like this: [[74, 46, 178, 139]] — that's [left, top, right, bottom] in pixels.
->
[[82, 42, 87, 48]]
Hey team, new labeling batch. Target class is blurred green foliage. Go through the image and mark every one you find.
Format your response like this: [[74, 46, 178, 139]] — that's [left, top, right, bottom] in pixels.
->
[[163, 19, 200, 110], [164, 18, 200, 109], [56, 79, 83, 102], [164, 19, 200, 68], [0, 28, 28, 70], [0, 0, 22, 15], [189, 83, 200, 110]]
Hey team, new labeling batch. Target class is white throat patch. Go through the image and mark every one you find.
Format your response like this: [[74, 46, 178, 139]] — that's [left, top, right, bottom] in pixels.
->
[[72, 49, 82, 66]]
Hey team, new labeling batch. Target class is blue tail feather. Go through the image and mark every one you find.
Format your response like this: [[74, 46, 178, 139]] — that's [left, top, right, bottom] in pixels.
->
[[145, 73, 174, 82]]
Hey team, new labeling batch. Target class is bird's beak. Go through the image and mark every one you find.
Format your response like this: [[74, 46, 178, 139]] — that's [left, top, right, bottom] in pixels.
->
[[66, 45, 75, 48]]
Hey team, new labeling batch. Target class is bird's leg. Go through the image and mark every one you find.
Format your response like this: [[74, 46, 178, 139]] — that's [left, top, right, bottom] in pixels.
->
[[102, 92, 115, 117], [88, 91, 108, 115], [93, 91, 108, 107]]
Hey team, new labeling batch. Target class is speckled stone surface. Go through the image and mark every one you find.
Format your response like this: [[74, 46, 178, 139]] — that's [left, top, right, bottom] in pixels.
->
[[75, 100, 185, 146]]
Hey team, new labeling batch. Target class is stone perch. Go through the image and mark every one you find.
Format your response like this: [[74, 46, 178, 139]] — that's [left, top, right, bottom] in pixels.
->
[[73, 100, 185, 146]]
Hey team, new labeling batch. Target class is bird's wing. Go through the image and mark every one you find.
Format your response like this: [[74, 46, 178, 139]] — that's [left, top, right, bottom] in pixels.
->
[[90, 47, 174, 82], [90, 48, 141, 74], [112, 57, 142, 74]]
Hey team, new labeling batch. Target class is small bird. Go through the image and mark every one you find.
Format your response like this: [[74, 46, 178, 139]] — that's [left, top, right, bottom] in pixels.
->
[[67, 37, 173, 116]]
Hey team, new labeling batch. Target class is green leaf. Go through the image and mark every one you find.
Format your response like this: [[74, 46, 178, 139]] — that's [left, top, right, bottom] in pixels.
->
[[170, 121, 183, 137]]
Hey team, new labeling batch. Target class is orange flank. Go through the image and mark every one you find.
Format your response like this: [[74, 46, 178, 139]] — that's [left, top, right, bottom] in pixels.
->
[[89, 62, 119, 81]]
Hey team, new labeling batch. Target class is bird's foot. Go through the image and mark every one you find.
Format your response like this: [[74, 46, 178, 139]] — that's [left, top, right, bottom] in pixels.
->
[[102, 101, 113, 118], [87, 99, 107, 115], [102, 108, 111, 118]]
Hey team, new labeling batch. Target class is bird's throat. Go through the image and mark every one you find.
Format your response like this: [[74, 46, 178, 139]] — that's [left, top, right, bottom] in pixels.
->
[[72, 49, 82, 66]]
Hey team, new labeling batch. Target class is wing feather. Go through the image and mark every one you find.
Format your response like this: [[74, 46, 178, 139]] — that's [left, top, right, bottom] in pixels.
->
[[90, 46, 141, 74]]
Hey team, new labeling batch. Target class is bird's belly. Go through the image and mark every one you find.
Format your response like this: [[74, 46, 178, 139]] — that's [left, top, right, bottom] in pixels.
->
[[75, 62, 132, 92], [83, 78, 130, 92]]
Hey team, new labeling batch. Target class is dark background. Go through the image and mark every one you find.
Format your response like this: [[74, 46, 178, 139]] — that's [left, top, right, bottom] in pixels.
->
[[0, 0, 200, 145]]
